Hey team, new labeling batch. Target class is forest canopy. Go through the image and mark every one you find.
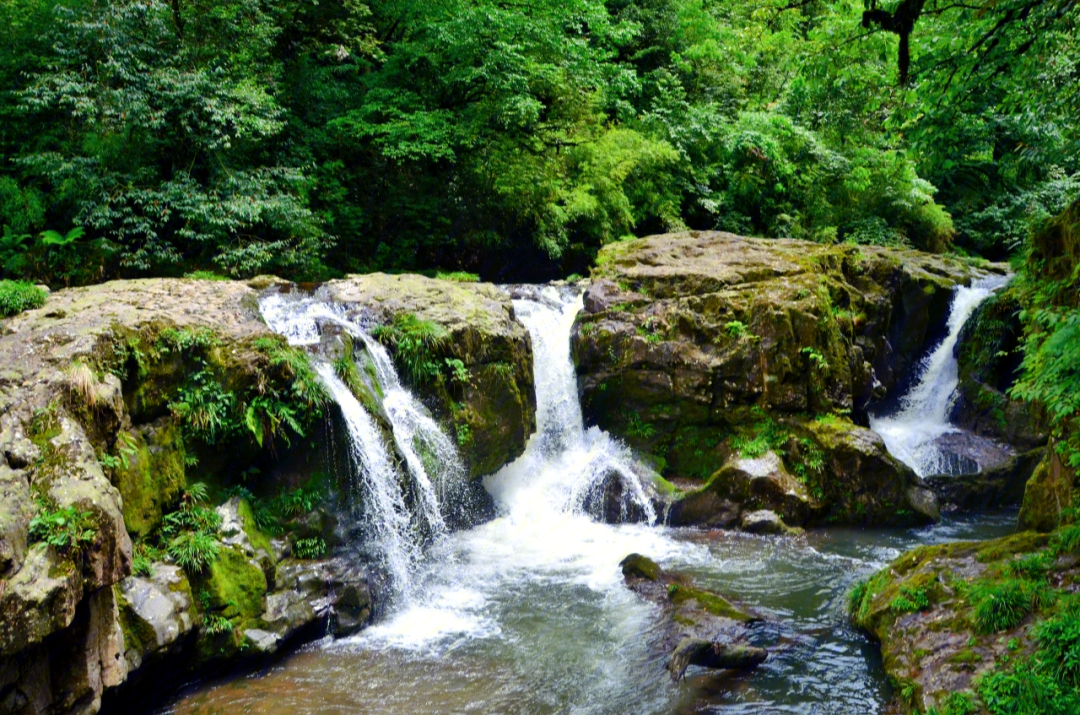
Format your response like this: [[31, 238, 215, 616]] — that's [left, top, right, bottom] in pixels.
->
[[0, 0, 1076, 283]]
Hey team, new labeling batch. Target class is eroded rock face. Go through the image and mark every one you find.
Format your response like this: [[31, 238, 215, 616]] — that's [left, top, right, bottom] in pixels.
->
[[325, 274, 536, 478], [573, 232, 988, 525], [850, 530, 1075, 714], [0, 279, 378, 715]]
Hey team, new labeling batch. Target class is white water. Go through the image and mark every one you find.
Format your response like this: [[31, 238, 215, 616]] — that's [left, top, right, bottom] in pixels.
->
[[259, 292, 467, 599], [869, 274, 1010, 477], [344, 284, 679, 654]]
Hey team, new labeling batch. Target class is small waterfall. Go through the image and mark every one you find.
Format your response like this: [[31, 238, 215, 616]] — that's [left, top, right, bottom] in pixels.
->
[[870, 273, 1011, 477], [259, 291, 467, 599], [487, 285, 657, 524], [317, 364, 421, 596]]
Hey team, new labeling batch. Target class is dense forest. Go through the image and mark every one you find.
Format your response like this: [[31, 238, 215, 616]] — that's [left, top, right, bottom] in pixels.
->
[[0, 0, 1076, 284]]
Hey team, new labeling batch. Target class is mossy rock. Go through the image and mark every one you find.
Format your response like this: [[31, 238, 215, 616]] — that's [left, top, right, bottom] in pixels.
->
[[1018, 450, 1076, 533], [200, 546, 267, 621], [620, 553, 661, 581]]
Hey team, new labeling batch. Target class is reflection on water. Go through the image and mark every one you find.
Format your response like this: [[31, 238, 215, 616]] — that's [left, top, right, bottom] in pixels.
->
[[159, 510, 1016, 715]]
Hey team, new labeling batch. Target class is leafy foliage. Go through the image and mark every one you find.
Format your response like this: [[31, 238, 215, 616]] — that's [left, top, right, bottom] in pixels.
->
[[28, 499, 98, 556], [372, 313, 449, 385], [0, 280, 46, 316]]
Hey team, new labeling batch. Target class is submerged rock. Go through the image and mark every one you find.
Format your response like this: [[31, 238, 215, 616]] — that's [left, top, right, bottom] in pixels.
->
[[619, 553, 765, 680]]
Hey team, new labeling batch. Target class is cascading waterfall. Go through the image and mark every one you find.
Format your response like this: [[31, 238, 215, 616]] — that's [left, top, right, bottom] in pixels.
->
[[487, 285, 657, 524], [259, 291, 467, 599], [869, 273, 1011, 477]]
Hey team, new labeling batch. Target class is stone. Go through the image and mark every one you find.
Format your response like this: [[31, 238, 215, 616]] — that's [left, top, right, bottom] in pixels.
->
[[926, 448, 1045, 511], [666, 638, 768, 681], [740, 509, 797, 535], [571, 231, 990, 527], [1018, 449, 1075, 532]]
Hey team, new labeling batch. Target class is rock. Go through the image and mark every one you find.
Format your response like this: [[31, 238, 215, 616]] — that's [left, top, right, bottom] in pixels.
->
[[580, 469, 652, 524], [796, 419, 939, 525], [115, 566, 196, 672], [850, 530, 1066, 713], [666, 638, 768, 681], [667, 418, 939, 528], [325, 273, 536, 479], [619, 553, 662, 581], [620, 553, 764, 682], [951, 285, 1047, 451], [670, 452, 813, 528], [1018, 448, 1075, 532], [926, 448, 1044, 511], [740, 509, 799, 535], [572, 232, 988, 526], [242, 629, 280, 654]]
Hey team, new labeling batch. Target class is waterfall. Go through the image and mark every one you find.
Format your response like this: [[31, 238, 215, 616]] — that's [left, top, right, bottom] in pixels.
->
[[869, 273, 1011, 477], [259, 291, 467, 599], [486, 285, 657, 524], [317, 364, 422, 596]]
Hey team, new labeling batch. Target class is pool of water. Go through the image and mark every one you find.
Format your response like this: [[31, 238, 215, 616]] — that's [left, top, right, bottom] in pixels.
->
[[157, 509, 1017, 715]]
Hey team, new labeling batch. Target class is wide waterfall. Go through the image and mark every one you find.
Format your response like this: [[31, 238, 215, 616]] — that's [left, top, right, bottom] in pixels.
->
[[169, 282, 1022, 715], [869, 273, 1011, 477]]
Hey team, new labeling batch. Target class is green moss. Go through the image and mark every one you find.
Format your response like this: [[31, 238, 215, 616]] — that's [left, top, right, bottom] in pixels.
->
[[948, 648, 983, 665], [237, 498, 273, 555], [115, 585, 159, 656], [668, 583, 755, 623], [620, 553, 661, 581], [199, 546, 267, 620]]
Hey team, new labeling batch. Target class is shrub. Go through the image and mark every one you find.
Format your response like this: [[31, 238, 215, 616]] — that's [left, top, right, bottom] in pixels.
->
[[0, 280, 46, 316], [167, 531, 220, 573], [371, 313, 448, 385], [969, 578, 1050, 634]]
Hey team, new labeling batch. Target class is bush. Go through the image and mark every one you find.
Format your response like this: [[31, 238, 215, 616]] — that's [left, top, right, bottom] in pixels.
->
[[0, 280, 46, 316]]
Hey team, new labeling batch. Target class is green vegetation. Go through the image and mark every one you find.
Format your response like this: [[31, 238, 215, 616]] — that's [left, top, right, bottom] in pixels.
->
[[294, 537, 327, 560], [0, 280, 46, 316], [28, 499, 97, 556], [0, 0, 1071, 283], [161, 483, 222, 574], [371, 313, 449, 385]]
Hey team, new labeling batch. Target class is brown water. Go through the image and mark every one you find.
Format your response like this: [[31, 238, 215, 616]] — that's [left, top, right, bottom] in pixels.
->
[[158, 510, 1016, 715]]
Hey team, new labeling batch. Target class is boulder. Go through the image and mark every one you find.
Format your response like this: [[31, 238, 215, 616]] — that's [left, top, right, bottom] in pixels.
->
[[572, 232, 991, 526], [619, 553, 765, 680], [740, 510, 800, 535], [926, 448, 1044, 511], [1018, 448, 1076, 532], [850, 530, 1070, 714]]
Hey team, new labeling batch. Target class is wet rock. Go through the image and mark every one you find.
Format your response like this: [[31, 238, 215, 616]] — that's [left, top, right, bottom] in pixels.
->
[[740, 509, 799, 535], [116, 566, 196, 672], [670, 452, 812, 528], [580, 469, 652, 524], [666, 638, 768, 681], [325, 273, 536, 479], [620, 554, 765, 681], [926, 448, 1044, 511]]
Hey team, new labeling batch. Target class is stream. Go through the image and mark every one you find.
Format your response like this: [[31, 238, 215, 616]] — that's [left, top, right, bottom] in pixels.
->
[[159, 280, 1013, 714]]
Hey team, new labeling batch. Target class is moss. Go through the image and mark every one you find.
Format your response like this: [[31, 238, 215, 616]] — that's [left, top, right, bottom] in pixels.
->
[[620, 553, 661, 581], [199, 546, 267, 620], [115, 585, 160, 657], [109, 426, 186, 537], [948, 648, 983, 665], [237, 498, 273, 555], [668, 583, 755, 623]]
